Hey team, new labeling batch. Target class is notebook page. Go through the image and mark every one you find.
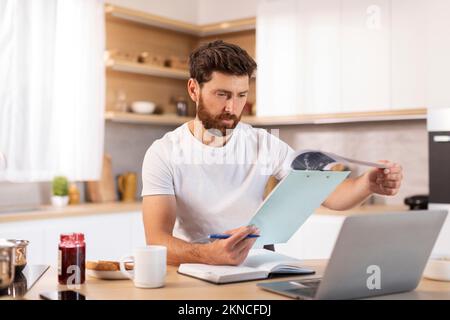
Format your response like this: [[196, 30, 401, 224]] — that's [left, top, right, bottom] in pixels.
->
[[242, 249, 302, 273]]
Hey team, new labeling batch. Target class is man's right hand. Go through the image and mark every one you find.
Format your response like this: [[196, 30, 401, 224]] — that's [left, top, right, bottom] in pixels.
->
[[205, 225, 260, 266]]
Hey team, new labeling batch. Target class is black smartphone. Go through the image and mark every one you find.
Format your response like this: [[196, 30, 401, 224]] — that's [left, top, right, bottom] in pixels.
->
[[39, 290, 88, 300]]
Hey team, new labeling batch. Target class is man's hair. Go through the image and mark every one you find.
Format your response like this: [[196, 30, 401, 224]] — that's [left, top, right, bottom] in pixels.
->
[[189, 40, 257, 85]]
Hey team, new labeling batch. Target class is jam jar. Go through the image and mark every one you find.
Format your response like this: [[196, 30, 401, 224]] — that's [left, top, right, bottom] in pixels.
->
[[58, 233, 86, 285]]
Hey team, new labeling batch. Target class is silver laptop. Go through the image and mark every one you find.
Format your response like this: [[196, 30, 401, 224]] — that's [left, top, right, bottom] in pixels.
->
[[258, 210, 448, 300]]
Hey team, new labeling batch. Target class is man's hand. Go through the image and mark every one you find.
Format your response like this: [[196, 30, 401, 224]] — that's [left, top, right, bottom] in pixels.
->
[[205, 225, 260, 266], [365, 161, 403, 196]]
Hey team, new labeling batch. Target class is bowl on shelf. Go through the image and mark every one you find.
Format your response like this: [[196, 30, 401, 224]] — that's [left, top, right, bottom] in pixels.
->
[[130, 101, 156, 114]]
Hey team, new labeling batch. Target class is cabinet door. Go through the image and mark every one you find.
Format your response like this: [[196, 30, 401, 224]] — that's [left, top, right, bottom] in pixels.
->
[[257, 0, 341, 116], [296, 0, 341, 114], [257, 0, 299, 116], [425, 0, 450, 109], [341, 0, 391, 112], [391, 0, 426, 109], [131, 211, 146, 248]]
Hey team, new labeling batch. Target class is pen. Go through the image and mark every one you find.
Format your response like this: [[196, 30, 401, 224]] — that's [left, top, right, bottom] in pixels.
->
[[208, 234, 260, 239]]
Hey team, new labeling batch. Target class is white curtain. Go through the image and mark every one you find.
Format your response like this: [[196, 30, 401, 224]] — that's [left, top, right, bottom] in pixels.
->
[[0, 0, 105, 182]]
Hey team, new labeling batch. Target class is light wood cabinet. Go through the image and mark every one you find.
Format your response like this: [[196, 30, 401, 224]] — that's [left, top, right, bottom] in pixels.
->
[[105, 3, 256, 118]]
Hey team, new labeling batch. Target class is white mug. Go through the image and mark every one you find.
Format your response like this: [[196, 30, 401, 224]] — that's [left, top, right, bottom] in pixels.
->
[[120, 245, 167, 288]]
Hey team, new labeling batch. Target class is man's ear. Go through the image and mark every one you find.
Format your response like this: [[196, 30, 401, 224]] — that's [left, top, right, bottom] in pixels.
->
[[187, 79, 199, 103]]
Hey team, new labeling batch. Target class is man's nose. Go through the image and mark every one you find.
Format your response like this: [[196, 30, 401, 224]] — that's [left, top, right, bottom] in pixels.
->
[[224, 96, 237, 114]]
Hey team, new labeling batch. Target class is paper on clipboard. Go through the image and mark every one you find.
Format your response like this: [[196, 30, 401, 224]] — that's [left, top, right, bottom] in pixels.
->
[[248, 170, 350, 248]]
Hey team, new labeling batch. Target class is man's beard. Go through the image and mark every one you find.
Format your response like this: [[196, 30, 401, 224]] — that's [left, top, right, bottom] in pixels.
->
[[197, 96, 241, 137]]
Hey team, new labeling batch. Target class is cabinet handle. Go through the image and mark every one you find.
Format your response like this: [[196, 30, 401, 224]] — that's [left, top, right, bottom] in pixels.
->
[[433, 135, 450, 143]]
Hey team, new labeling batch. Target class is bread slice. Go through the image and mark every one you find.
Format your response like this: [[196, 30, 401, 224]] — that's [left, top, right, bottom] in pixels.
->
[[86, 260, 133, 271]]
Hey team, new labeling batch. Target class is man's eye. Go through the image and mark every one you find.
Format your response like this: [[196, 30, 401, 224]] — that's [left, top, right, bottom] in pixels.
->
[[217, 93, 227, 97]]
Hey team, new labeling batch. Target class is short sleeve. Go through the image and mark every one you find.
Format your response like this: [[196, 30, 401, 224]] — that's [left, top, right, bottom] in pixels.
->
[[270, 135, 295, 181], [141, 141, 175, 196]]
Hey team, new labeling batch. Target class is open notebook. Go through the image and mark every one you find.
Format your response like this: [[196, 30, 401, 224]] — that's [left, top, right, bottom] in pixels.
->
[[177, 249, 315, 284]]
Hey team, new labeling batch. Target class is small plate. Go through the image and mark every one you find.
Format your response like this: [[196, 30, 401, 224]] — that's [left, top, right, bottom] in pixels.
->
[[87, 269, 131, 280]]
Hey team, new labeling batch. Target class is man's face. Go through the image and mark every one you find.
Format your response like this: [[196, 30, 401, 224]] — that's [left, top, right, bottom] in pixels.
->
[[195, 72, 249, 136]]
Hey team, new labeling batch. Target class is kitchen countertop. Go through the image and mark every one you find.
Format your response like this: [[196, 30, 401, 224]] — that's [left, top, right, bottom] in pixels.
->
[[0, 201, 409, 223], [0, 202, 142, 223], [23, 260, 450, 300]]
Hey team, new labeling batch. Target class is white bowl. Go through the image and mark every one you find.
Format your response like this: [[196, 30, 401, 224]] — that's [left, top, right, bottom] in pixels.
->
[[131, 101, 155, 114], [423, 255, 450, 281]]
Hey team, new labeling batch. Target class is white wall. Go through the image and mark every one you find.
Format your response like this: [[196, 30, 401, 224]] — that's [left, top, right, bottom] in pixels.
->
[[107, 0, 200, 24]]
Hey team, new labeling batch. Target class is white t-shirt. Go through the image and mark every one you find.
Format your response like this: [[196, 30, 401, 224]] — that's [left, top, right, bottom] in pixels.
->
[[141, 122, 294, 242]]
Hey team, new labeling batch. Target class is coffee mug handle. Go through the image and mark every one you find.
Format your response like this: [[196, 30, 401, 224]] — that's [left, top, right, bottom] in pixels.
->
[[119, 255, 134, 280]]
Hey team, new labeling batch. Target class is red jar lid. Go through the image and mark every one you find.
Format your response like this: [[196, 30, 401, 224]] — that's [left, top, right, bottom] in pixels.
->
[[60, 233, 85, 243], [60, 233, 72, 242], [73, 233, 85, 242]]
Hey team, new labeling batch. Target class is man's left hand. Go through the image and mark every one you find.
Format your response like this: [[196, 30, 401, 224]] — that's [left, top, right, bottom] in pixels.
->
[[366, 161, 403, 196]]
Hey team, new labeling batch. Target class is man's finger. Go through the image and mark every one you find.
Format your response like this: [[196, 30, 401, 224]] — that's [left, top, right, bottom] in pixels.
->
[[225, 226, 257, 248], [387, 164, 402, 174], [383, 181, 401, 188], [385, 173, 402, 181], [235, 237, 257, 253]]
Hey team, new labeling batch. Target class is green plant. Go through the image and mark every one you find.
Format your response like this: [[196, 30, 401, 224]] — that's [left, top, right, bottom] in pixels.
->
[[52, 176, 69, 196]]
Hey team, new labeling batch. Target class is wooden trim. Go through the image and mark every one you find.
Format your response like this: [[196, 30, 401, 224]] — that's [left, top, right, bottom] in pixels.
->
[[199, 18, 257, 36], [105, 4, 199, 35], [105, 3, 256, 36], [105, 111, 193, 126], [249, 108, 427, 125], [105, 109, 426, 126], [0, 202, 142, 223], [106, 59, 189, 80]]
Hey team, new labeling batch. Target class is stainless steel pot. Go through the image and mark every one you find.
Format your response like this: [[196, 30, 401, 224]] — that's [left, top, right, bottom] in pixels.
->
[[0, 240, 15, 290], [7, 240, 29, 273]]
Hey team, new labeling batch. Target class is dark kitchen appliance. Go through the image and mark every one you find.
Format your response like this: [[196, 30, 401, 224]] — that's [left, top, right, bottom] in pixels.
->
[[428, 108, 450, 205]]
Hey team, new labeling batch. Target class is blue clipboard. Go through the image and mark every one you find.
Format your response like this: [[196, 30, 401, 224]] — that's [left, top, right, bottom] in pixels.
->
[[248, 170, 350, 248]]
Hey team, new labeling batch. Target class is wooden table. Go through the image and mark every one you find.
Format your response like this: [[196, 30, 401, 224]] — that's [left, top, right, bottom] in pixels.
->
[[24, 260, 450, 300]]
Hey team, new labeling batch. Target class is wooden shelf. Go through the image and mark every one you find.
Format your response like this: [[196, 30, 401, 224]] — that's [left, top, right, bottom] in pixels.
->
[[105, 109, 427, 127], [106, 59, 189, 80], [105, 3, 256, 36], [105, 111, 193, 126], [246, 108, 427, 125]]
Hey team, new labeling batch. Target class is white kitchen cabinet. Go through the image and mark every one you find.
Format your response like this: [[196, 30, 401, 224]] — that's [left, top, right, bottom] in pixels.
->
[[131, 212, 146, 248], [341, 0, 391, 112], [276, 215, 345, 260], [257, 0, 299, 117], [257, 0, 450, 114], [257, 0, 341, 116], [391, 0, 426, 109], [297, 0, 341, 115], [425, 0, 450, 109], [0, 211, 143, 266]]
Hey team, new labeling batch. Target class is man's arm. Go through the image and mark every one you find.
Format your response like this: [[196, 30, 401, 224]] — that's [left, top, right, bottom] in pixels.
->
[[142, 195, 259, 266], [322, 161, 403, 211]]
